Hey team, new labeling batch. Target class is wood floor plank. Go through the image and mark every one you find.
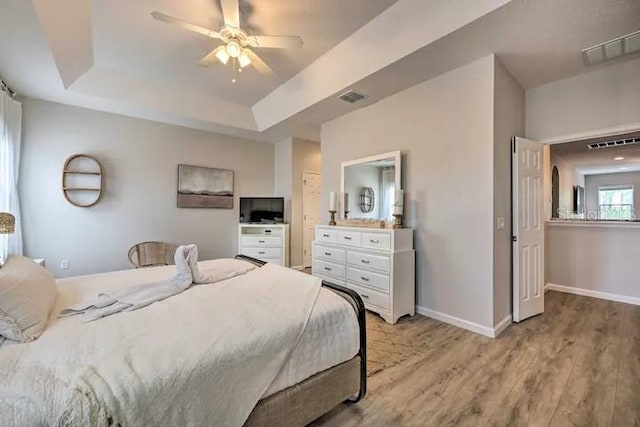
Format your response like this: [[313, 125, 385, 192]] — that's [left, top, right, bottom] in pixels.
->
[[313, 292, 640, 427]]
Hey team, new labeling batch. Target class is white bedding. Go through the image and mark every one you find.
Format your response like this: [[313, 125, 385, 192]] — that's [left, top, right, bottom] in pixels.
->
[[0, 260, 360, 426]]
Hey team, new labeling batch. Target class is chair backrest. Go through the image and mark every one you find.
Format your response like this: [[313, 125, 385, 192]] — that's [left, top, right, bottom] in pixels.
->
[[128, 242, 178, 268]]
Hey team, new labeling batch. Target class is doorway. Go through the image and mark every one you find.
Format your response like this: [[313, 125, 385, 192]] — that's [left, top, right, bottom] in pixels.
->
[[551, 165, 559, 218], [302, 172, 321, 268]]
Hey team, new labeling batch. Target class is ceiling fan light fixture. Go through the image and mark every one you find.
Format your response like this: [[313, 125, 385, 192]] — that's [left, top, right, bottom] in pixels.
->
[[238, 50, 251, 68], [226, 40, 241, 58], [215, 48, 230, 64]]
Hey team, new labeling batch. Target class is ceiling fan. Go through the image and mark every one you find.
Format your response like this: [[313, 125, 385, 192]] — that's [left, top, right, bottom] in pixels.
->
[[151, 0, 303, 82]]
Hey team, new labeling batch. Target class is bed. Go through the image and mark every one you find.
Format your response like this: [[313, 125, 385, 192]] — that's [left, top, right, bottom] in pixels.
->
[[0, 255, 366, 426]]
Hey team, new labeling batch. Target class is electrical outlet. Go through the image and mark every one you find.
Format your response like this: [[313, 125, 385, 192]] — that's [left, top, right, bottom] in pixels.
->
[[60, 260, 69, 270], [497, 217, 505, 230]]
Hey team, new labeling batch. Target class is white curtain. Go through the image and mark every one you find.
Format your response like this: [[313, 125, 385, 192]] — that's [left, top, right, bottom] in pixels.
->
[[0, 90, 23, 260]]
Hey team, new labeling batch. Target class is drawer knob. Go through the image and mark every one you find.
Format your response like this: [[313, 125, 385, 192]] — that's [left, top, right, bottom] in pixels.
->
[[324, 252, 332, 256], [258, 240, 265, 243], [361, 294, 369, 299], [370, 239, 379, 243], [258, 251, 265, 255], [322, 234, 330, 238], [360, 259, 370, 264], [360, 276, 370, 282], [265, 230, 272, 233], [324, 267, 332, 271], [344, 236, 352, 240]]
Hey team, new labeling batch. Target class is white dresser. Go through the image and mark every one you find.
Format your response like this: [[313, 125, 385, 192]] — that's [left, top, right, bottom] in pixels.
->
[[238, 224, 289, 266], [312, 225, 415, 324]]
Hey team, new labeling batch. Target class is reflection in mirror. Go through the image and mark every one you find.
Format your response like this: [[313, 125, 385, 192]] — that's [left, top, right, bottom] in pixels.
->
[[550, 131, 640, 221], [341, 151, 401, 221]]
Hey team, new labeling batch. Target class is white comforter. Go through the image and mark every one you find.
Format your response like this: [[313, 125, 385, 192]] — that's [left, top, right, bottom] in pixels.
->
[[0, 261, 358, 426]]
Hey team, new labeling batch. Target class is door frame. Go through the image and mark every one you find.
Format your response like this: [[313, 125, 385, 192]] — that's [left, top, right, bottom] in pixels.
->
[[302, 171, 320, 269], [512, 124, 640, 317]]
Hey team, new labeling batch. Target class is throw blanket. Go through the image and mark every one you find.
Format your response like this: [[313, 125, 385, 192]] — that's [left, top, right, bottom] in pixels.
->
[[58, 245, 255, 322], [58, 245, 195, 322], [0, 262, 322, 426]]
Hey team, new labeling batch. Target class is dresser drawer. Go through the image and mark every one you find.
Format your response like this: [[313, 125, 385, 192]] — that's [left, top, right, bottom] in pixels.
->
[[316, 228, 338, 244], [241, 236, 282, 248], [337, 230, 362, 246], [347, 251, 390, 273], [263, 258, 283, 266], [314, 259, 346, 279], [314, 273, 345, 287], [347, 282, 389, 310], [241, 247, 281, 259], [361, 232, 391, 251], [314, 244, 346, 263], [347, 267, 390, 293]]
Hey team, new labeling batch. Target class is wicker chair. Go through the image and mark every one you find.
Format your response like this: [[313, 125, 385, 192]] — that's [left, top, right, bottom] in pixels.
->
[[128, 242, 178, 268]]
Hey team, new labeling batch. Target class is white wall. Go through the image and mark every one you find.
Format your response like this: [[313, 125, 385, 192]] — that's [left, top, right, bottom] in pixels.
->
[[547, 223, 640, 303], [493, 58, 525, 325], [526, 57, 640, 142], [274, 138, 293, 222], [585, 171, 640, 219], [20, 99, 274, 277], [321, 56, 497, 329]]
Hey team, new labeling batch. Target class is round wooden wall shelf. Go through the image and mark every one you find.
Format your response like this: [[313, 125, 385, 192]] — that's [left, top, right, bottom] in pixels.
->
[[62, 154, 103, 207]]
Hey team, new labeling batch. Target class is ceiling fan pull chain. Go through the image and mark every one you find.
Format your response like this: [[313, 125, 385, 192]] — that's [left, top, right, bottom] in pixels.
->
[[232, 57, 237, 83]]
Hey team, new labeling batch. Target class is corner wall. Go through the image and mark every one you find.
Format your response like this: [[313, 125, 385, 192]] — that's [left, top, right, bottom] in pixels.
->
[[321, 55, 496, 330], [493, 57, 525, 326], [20, 99, 274, 277]]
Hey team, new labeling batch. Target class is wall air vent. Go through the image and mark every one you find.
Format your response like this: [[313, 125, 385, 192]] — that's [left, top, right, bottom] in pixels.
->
[[582, 30, 640, 66], [338, 90, 367, 104], [587, 137, 640, 150]]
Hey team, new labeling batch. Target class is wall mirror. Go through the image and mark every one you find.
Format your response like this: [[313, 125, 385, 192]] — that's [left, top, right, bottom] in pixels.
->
[[341, 151, 401, 220]]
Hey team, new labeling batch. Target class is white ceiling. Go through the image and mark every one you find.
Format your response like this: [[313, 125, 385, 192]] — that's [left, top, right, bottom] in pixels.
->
[[93, 0, 399, 105], [552, 131, 640, 175], [0, 0, 639, 142]]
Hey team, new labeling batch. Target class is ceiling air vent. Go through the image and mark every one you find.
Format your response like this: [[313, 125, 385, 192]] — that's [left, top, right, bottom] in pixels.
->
[[582, 29, 640, 66], [338, 90, 367, 104], [587, 137, 640, 150]]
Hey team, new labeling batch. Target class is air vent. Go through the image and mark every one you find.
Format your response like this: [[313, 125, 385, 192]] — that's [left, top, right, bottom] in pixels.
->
[[338, 90, 367, 104], [582, 30, 640, 65], [587, 137, 640, 150]]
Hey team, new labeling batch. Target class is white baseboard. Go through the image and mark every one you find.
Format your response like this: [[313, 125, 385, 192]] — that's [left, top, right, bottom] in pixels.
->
[[493, 314, 512, 337], [415, 306, 511, 338], [546, 283, 640, 306]]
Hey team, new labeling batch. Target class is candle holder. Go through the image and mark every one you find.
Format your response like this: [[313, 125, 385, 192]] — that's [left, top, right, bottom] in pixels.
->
[[392, 213, 403, 229], [329, 210, 337, 226]]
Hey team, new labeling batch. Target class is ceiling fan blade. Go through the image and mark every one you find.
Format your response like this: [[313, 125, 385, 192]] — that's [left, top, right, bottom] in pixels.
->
[[151, 11, 220, 39], [244, 49, 273, 75], [247, 35, 304, 49], [220, 0, 240, 29], [198, 46, 224, 67]]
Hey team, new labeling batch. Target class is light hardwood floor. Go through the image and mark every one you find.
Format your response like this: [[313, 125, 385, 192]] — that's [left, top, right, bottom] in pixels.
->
[[314, 291, 640, 426]]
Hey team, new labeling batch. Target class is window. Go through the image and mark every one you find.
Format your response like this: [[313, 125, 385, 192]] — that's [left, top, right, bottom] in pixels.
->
[[598, 185, 634, 220]]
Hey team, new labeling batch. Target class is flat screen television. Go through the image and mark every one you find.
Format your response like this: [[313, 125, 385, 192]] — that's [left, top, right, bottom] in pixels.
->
[[239, 197, 285, 223]]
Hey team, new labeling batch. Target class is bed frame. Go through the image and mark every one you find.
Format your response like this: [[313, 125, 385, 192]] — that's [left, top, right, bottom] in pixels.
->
[[235, 255, 367, 426]]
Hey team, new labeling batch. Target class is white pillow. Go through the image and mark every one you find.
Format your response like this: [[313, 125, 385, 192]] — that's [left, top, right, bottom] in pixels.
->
[[0, 255, 57, 342]]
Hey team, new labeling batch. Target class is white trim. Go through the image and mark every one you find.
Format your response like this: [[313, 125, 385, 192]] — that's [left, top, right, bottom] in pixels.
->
[[415, 305, 508, 338], [493, 315, 512, 337], [547, 220, 640, 229], [546, 283, 640, 306], [540, 122, 640, 145]]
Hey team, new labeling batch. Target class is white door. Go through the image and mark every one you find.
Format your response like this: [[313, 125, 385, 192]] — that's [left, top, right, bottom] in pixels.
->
[[302, 172, 321, 268], [512, 137, 544, 322]]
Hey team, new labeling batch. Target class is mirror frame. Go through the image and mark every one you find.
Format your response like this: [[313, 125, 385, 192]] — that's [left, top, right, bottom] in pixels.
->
[[340, 150, 402, 219]]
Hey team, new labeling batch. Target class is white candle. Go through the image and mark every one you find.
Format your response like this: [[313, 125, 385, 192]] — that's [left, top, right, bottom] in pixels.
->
[[393, 189, 404, 215], [329, 191, 337, 211], [343, 192, 349, 212]]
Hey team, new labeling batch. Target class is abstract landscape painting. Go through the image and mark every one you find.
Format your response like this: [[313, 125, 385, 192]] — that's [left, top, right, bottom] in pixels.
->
[[177, 164, 234, 208]]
